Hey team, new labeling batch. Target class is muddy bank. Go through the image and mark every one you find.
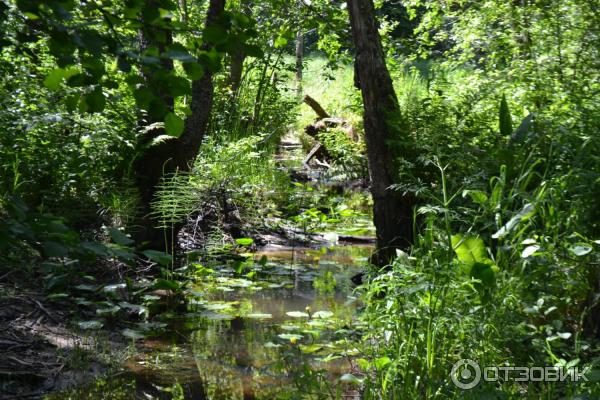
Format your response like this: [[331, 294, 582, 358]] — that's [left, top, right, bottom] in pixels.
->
[[0, 285, 126, 399]]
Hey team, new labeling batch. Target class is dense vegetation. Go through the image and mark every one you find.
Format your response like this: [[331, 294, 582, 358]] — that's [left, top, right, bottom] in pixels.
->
[[0, 0, 599, 398]]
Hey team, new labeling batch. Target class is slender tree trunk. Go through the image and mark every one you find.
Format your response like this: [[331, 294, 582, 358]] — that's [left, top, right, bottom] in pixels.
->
[[132, 0, 226, 251], [295, 28, 303, 100], [347, 0, 415, 266]]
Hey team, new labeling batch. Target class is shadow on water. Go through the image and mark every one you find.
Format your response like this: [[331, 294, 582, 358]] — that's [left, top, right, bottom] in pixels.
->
[[47, 244, 372, 400]]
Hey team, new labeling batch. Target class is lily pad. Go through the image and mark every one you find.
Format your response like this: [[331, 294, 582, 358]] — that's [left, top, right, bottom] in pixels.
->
[[312, 311, 334, 319], [78, 320, 103, 330], [246, 313, 273, 319], [286, 311, 309, 318]]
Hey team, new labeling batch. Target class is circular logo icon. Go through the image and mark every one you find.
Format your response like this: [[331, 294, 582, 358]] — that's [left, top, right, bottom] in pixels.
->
[[450, 359, 481, 390]]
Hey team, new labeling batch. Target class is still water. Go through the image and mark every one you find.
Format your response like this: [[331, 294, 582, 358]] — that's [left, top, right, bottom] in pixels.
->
[[48, 244, 372, 399]]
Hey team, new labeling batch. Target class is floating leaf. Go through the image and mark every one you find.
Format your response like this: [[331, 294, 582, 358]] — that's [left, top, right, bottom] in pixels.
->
[[246, 313, 273, 319], [312, 311, 334, 319], [119, 302, 148, 316], [286, 311, 310, 318], [78, 320, 103, 330], [278, 333, 303, 341], [122, 329, 146, 340]]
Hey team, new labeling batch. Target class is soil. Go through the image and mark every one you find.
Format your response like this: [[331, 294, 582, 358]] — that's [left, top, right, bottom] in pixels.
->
[[0, 283, 124, 400]]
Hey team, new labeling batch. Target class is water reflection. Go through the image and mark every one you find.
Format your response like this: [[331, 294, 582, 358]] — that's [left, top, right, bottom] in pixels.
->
[[48, 245, 372, 399]]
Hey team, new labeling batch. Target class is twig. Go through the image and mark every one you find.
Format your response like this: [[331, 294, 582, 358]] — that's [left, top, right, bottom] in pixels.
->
[[30, 298, 59, 324]]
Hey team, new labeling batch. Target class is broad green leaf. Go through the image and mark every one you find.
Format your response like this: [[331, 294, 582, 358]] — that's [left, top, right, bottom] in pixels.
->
[[451, 235, 488, 266], [107, 227, 134, 246], [44, 68, 66, 91], [83, 87, 106, 113], [43, 241, 69, 258], [463, 190, 488, 205], [142, 250, 172, 266], [570, 245, 592, 257], [183, 62, 204, 80], [164, 112, 184, 137]]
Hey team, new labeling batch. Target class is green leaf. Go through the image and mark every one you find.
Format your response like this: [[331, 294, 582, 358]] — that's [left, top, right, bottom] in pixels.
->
[[246, 313, 273, 319], [274, 36, 288, 48], [122, 328, 146, 340], [183, 62, 204, 80], [521, 245, 541, 258], [142, 250, 172, 266], [152, 279, 181, 292], [83, 87, 106, 113], [374, 356, 391, 370], [470, 262, 498, 288], [235, 238, 254, 246], [43, 241, 70, 258], [107, 227, 134, 246], [312, 311, 334, 319], [340, 373, 362, 385], [118, 302, 148, 316], [463, 190, 488, 205], [570, 245, 592, 257], [492, 203, 535, 239], [451, 235, 488, 267], [78, 320, 103, 330], [286, 311, 309, 318], [277, 333, 303, 341], [44, 68, 66, 91], [164, 112, 184, 137]]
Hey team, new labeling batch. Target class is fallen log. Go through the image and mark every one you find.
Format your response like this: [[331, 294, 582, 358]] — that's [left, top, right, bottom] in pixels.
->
[[303, 94, 330, 119], [302, 95, 359, 165]]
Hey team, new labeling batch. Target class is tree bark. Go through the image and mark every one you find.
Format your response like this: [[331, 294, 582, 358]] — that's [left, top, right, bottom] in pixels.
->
[[347, 0, 415, 266], [295, 0, 304, 100], [295, 29, 303, 100], [132, 0, 226, 251], [229, 49, 246, 92]]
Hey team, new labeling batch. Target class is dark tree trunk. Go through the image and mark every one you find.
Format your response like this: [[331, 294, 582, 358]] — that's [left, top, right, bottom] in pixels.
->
[[347, 0, 415, 266], [229, 3, 252, 92], [131, 0, 226, 251], [229, 49, 246, 92]]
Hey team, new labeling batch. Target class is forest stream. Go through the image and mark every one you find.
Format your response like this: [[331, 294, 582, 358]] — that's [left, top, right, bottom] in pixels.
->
[[45, 244, 372, 399]]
